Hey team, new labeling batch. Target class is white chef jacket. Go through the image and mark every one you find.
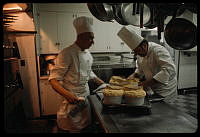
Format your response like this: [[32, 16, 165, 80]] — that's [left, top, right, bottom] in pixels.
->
[[135, 42, 177, 101], [48, 43, 97, 132]]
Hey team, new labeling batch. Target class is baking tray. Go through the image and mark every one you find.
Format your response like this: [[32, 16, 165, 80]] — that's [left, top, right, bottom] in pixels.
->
[[101, 96, 152, 115]]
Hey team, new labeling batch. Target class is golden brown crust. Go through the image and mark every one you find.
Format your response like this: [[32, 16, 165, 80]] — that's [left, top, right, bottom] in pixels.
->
[[105, 76, 145, 97], [103, 88, 124, 96], [106, 85, 124, 90], [124, 89, 146, 98]]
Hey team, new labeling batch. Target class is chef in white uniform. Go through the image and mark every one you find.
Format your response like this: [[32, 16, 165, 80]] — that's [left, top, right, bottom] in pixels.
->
[[49, 16, 105, 133], [117, 26, 177, 102]]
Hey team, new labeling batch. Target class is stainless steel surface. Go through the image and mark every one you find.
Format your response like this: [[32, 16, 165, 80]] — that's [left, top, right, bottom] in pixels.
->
[[87, 3, 114, 22], [88, 95, 197, 133], [112, 4, 129, 25], [121, 3, 151, 27]]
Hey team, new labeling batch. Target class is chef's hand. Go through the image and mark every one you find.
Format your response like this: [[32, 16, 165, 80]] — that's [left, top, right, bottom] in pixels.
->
[[66, 92, 79, 104], [127, 73, 140, 80], [78, 96, 85, 102], [98, 83, 109, 89]]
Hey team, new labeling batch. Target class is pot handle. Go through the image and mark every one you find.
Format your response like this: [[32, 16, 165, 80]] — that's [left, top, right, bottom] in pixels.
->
[[140, 3, 144, 28], [136, 3, 140, 14], [132, 3, 136, 15]]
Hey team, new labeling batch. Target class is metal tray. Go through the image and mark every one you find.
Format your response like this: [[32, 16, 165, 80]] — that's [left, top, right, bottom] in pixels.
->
[[101, 97, 152, 115]]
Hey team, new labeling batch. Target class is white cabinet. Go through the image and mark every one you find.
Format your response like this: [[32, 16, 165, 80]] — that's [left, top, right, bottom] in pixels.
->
[[37, 3, 136, 53], [39, 12, 59, 54], [107, 22, 132, 52], [39, 12, 78, 54], [38, 3, 89, 13], [40, 78, 63, 115], [90, 19, 110, 52], [57, 12, 77, 51], [37, 3, 134, 54]]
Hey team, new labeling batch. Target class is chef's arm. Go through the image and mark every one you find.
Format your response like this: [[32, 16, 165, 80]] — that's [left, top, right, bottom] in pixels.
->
[[89, 70, 105, 86], [138, 78, 159, 89], [128, 60, 144, 80], [153, 49, 177, 85], [127, 72, 141, 79], [49, 78, 79, 104], [91, 77, 105, 86]]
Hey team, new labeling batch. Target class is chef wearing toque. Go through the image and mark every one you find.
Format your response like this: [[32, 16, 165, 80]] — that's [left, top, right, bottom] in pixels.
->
[[49, 16, 105, 132], [117, 26, 177, 102]]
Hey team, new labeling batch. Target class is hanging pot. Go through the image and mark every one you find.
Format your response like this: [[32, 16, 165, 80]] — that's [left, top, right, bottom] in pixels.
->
[[87, 3, 114, 22], [143, 4, 157, 29], [164, 18, 196, 50], [112, 4, 129, 25], [121, 3, 151, 27]]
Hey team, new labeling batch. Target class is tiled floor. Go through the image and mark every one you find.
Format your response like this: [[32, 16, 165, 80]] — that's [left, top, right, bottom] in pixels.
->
[[5, 92, 197, 133]]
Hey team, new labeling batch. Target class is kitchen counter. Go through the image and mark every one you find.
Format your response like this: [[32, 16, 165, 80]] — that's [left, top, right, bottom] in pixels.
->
[[88, 95, 197, 133], [92, 60, 135, 69]]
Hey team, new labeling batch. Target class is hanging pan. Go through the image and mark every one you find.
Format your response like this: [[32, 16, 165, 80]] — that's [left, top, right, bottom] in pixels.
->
[[121, 3, 151, 27], [164, 10, 196, 50], [112, 4, 129, 25], [87, 3, 114, 22]]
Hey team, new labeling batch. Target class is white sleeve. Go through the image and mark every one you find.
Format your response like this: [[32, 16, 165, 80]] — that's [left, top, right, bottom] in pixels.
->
[[153, 47, 176, 85], [89, 70, 97, 80], [48, 51, 71, 81]]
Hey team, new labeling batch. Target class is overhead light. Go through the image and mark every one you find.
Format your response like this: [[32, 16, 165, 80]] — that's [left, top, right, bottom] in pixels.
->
[[3, 7, 23, 11], [3, 3, 27, 11]]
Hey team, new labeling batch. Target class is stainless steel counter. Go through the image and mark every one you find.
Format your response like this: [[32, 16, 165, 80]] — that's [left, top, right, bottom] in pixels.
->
[[92, 60, 135, 69], [88, 95, 197, 133]]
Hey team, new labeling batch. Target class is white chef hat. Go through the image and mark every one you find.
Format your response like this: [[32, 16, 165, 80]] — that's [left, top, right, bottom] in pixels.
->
[[73, 16, 93, 35], [117, 26, 144, 50]]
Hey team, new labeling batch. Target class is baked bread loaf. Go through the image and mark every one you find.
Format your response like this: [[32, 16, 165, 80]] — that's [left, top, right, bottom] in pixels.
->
[[109, 76, 129, 86], [106, 84, 124, 90], [103, 88, 124, 97], [124, 88, 146, 98]]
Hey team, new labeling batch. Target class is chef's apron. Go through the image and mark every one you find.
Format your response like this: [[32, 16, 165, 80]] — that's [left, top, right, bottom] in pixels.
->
[[56, 51, 92, 132]]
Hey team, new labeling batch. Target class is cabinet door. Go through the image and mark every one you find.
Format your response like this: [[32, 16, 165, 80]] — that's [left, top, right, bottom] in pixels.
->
[[57, 12, 77, 51], [107, 22, 131, 52], [91, 18, 110, 52], [39, 12, 59, 54], [40, 79, 63, 115]]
